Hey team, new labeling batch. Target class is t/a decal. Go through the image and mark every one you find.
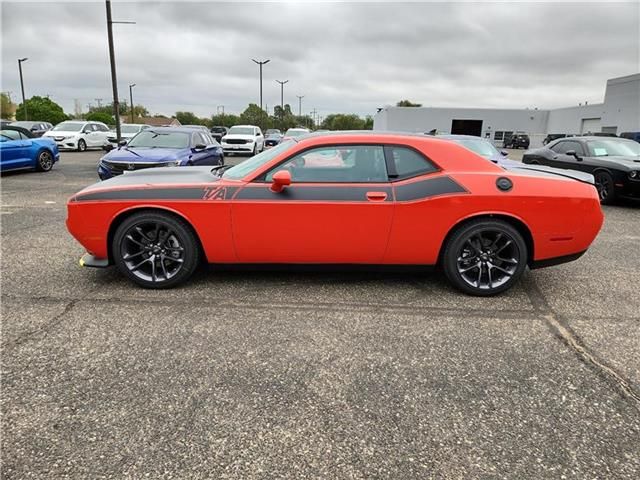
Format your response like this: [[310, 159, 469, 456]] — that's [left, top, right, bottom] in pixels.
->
[[202, 186, 228, 201]]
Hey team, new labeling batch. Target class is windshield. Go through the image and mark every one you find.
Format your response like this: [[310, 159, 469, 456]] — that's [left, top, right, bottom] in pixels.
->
[[121, 125, 141, 134], [127, 130, 190, 149], [10, 121, 36, 128], [228, 127, 254, 135], [451, 138, 500, 158], [53, 121, 84, 132], [284, 129, 309, 137], [266, 129, 281, 135], [223, 141, 294, 180], [211, 127, 227, 133], [587, 139, 640, 157]]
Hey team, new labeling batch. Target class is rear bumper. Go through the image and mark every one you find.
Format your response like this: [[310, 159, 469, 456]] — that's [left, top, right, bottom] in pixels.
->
[[529, 250, 586, 269]]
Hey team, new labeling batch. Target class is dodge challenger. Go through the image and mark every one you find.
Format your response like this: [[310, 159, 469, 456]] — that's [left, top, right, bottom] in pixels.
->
[[67, 132, 604, 296]]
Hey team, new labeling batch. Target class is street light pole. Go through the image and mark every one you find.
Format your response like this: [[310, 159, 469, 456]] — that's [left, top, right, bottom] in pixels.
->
[[105, 0, 135, 141], [252, 59, 270, 112], [17, 58, 28, 121], [276, 80, 289, 117], [129, 83, 136, 123], [296, 95, 304, 117]]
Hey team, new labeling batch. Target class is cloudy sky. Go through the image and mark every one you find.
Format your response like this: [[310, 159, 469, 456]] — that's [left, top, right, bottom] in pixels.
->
[[1, 1, 639, 119]]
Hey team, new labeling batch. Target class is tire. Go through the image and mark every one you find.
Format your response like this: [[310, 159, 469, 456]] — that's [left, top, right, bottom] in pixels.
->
[[594, 171, 616, 205], [112, 211, 201, 289], [36, 150, 54, 172], [442, 219, 528, 296], [251, 144, 257, 156], [77, 139, 87, 152]]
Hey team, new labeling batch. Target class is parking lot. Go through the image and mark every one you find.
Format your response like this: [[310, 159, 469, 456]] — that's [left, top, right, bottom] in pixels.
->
[[1, 150, 639, 478]]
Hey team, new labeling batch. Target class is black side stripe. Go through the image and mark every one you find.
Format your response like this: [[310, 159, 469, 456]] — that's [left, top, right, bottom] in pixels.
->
[[75, 186, 239, 202], [234, 186, 393, 202], [394, 176, 467, 202]]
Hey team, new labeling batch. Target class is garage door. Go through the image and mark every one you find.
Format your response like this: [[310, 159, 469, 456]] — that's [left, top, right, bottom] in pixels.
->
[[581, 118, 601, 134]]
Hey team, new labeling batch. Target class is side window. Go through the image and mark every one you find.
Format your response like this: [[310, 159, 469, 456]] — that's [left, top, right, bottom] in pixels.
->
[[0, 130, 21, 141], [386, 146, 437, 180], [265, 145, 387, 183], [98, 124, 109, 132], [552, 141, 583, 155], [550, 141, 568, 154]]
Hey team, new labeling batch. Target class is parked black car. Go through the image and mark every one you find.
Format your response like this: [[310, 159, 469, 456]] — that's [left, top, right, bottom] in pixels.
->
[[523, 136, 640, 204], [542, 133, 567, 145], [10, 121, 52, 137], [210, 126, 228, 143], [620, 132, 640, 143], [504, 132, 530, 149]]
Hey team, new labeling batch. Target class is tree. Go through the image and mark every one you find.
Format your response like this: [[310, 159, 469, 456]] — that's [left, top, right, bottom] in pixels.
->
[[15, 96, 68, 124], [86, 111, 115, 125], [321, 114, 367, 131], [239, 104, 271, 131], [1, 92, 16, 119], [363, 115, 374, 130], [175, 111, 204, 125], [210, 113, 240, 128], [396, 100, 422, 107]]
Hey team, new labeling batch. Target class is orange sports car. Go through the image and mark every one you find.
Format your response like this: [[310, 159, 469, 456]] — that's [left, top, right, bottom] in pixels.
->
[[66, 132, 603, 295]]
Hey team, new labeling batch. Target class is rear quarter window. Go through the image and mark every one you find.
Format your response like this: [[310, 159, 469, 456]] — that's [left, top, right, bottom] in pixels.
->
[[386, 146, 438, 180]]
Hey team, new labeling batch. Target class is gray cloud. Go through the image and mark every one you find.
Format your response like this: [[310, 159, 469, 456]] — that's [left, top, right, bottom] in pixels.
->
[[2, 1, 638, 119]]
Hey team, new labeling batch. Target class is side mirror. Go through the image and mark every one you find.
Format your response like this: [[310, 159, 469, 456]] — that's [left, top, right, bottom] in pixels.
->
[[500, 150, 509, 156], [270, 170, 291, 193], [256, 132, 261, 136], [565, 150, 581, 160], [118, 140, 127, 147], [192, 143, 206, 151], [31, 126, 39, 131]]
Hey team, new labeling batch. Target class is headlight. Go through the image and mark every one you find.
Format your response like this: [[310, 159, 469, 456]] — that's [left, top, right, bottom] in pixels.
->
[[246, 139, 254, 143], [167, 160, 181, 167], [629, 170, 639, 180]]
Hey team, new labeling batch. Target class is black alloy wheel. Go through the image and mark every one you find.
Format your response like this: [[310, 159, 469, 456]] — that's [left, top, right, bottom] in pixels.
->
[[594, 171, 615, 204], [77, 139, 87, 152], [112, 212, 200, 288], [442, 219, 528, 296], [36, 150, 54, 171]]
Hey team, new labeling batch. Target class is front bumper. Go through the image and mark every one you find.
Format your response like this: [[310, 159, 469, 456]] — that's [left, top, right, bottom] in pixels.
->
[[51, 138, 78, 150], [79, 253, 109, 268], [222, 143, 254, 153], [617, 179, 640, 200]]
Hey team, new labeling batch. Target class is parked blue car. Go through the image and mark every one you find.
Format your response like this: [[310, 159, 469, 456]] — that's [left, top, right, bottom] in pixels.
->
[[0, 126, 60, 173], [98, 127, 224, 180]]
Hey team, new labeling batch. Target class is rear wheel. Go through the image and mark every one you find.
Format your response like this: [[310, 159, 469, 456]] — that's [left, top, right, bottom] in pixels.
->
[[36, 150, 54, 171], [442, 219, 528, 296], [594, 171, 616, 204], [77, 139, 87, 152], [112, 212, 201, 289]]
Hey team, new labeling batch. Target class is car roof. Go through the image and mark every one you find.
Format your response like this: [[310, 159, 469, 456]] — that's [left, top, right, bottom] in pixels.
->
[[231, 125, 258, 128], [145, 126, 200, 134], [1, 125, 34, 137], [436, 134, 489, 141]]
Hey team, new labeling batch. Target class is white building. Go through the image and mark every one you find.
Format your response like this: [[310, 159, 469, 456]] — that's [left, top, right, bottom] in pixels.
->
[[373, 73, 640, 147]]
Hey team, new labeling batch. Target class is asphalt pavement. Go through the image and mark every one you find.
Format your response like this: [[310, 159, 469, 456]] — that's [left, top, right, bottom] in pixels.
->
[[1, 150, 639, 479]]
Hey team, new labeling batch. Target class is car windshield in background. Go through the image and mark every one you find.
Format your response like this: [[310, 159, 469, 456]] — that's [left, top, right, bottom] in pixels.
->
[[284, 129, 308, 137], [211, 127, 227, 133], [52, 122, 84, 132], [126, 131, 190, 149], [587, 139, 640, 157], [121, 125, 140, 134], [228, 127, 254, 135], [222, 141, 294, 180], [10, 121, 37, 128], [451, 138, 499, 158]]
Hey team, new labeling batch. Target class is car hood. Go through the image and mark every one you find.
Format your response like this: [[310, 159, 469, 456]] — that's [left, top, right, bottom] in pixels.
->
[[73, 167, 228, 198], [109, 132, 137, 139], [44, 130, 81, 137], [505, 163, 595, 185], [102, 147, 184, 163], [222, 134, 255, 141]]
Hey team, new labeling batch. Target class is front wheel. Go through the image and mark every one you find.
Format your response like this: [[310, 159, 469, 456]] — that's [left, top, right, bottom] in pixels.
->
[[36, 150, 54, 171], [112, 212, 201, 288], [594, 171, 616, 204], [442, 219, 528, 296], [77, 139, 87, 152]]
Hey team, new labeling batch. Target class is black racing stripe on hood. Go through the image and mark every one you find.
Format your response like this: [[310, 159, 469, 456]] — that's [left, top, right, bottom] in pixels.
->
[[394, 176, 467, 201], [75, 186, 239, 202], [234, 185, 393, 202]]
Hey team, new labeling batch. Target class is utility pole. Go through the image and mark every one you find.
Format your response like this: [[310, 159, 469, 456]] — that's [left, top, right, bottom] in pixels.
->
[[128, 84, 136, 123], [105, 0, 135, 141], [310, 108, 317, 128], [94, 98, 103, 108], [276, 80, 289, 117], [217, 105, 225, 116], [251, 59, 270, 112], [296, 95, 304, 116], [17, 58, 28, 120]]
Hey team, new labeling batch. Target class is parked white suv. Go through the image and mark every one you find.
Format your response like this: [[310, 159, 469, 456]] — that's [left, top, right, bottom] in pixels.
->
[[220, 125, 264, 156], [44, 120, 111, 152]]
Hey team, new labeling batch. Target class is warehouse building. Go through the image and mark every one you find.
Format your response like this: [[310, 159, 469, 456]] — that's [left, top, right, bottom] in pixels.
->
[[373, 73, 640, 147]]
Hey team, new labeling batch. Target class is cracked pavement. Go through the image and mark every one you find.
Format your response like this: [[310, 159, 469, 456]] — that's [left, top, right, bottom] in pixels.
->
[[1, 151, 639, 478]]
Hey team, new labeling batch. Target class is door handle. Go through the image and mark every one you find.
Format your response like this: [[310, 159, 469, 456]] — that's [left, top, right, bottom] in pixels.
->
[[366, 191, 387, 202]]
